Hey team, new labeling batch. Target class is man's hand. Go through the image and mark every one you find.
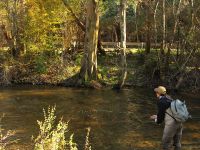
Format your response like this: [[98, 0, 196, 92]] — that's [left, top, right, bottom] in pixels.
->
[[150, 115, 157, 120]]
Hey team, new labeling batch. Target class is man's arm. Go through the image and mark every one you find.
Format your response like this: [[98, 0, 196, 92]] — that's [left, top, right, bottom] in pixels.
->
[[156, 101, 166, 124]]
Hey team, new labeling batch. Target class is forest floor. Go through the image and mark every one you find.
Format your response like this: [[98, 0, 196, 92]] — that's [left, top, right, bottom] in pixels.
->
[[0, 48, 199, 92]]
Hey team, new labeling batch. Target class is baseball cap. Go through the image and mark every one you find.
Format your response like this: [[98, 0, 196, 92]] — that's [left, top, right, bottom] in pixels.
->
[[154, 86, 167, 95]]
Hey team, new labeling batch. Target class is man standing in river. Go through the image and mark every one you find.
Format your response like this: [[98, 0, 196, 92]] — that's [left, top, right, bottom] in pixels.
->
[[150, 86, 183, 150]]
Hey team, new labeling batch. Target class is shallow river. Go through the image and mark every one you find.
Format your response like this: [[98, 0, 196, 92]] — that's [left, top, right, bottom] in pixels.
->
[[0, 86, 199, 150]]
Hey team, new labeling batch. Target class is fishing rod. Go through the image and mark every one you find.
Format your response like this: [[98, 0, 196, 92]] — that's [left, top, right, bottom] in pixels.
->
[[79, 109, 200, 121], [188, 116, 200, 120]]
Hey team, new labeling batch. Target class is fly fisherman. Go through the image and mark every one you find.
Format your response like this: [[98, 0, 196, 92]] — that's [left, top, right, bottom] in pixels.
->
[[150, 86, 183, 150]]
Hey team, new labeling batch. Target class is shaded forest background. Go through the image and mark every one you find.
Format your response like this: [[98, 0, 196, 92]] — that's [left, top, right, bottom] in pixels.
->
[[0, 0, 200, 92]]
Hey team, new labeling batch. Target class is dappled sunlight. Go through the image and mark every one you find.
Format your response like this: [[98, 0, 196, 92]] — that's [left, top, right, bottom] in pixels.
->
[[117, 130, 159, 149], [134, 140, 158, 148], [0, 94, 10, 101], [191, 133, 200, 139], [185, 123, 200, 130]]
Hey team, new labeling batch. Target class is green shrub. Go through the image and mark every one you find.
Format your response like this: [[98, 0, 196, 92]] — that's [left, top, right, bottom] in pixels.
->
[[144, 53, 158, 75], [74, 53, 83, 66], [84, 128, 91, 150], [34, 55, 47, 74], [33, 106, 78, 150], [135, 49, 145, 65]]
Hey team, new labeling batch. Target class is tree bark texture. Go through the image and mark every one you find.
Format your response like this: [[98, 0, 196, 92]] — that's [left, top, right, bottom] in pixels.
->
[[161, 0, 166, 54], [118, 0, 127, 89], [79, 0, 99, 81], [145, 1, 151, 54]]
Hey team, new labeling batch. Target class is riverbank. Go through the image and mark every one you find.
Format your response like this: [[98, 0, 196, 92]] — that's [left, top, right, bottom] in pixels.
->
[[0, 49, 199, 92]]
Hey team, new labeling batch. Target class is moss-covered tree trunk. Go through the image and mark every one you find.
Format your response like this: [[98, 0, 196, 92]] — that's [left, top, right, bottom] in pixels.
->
[[118, 0, 127, 89], [79, 0, 99, 82]]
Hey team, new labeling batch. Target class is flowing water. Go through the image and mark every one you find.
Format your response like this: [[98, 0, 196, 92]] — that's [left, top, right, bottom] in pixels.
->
[[0, 86, 199, 150]]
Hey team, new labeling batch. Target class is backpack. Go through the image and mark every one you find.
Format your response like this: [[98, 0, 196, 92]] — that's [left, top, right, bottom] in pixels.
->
[[166, 99, 191, 123]]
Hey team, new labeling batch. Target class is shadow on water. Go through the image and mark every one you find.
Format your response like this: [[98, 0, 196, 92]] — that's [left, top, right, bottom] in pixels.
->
[[0, 85, 199, 150]]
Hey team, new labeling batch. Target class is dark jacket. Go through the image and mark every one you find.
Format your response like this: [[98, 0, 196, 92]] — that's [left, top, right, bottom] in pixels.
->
[[157, 95, 172, 124]]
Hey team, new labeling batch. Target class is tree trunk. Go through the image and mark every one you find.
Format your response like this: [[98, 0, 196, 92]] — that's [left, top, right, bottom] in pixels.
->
[[165, 44, 171, 75], [3, 0, 26, 58], [114, 23, 121, 42], [97, 29, 106, 55], [190, 0, 194, 29], [0, 25, 15, 54], [63, 0, 105, 55], [161, 0, 166, 54], [63, 0, 86, 31], [118, 0, 127, 89], [135, 4, 139, 42], [165, 0, 182, 77], [154, 0, 159, 44], [145, 2, 151, 54], [12, 0, 23, 57], [79, 0, 99, 82], [159, 0, 166, 81]]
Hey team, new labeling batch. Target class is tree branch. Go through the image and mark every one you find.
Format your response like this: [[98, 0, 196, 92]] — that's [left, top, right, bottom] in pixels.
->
[[62, 0, 86, 31]]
